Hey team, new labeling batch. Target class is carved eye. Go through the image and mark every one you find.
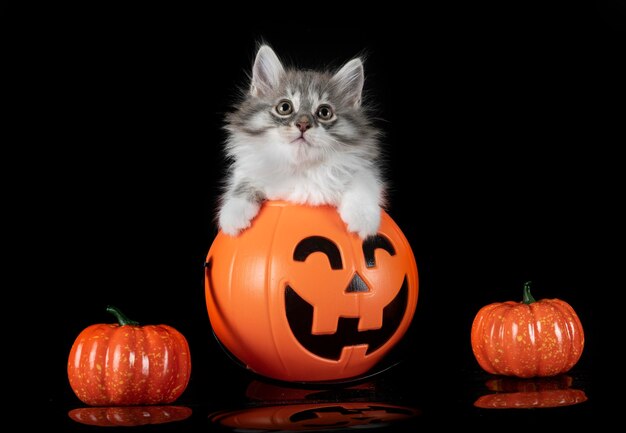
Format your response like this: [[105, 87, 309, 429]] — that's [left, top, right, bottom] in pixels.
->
[[293, 236, 343, 270], [316, 104, 334, 120], [362, 235, 396, 268], [276, 100, 293, 116]]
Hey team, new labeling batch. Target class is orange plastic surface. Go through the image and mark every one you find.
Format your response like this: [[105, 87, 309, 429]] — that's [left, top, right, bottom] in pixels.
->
[[205, 200, 418, 382]]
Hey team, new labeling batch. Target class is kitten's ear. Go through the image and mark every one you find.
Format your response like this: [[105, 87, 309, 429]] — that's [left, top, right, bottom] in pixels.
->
[[251, 45, 285, 97], [330, 58, 365, 107]]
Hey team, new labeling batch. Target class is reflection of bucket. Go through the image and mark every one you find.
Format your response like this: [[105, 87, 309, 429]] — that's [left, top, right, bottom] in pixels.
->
[[474, 375, 588, 409], [210, 379, 420, 431], [210, 402, 419, 431], [245, 379, 378, 402], [68, 405, 192, 427]]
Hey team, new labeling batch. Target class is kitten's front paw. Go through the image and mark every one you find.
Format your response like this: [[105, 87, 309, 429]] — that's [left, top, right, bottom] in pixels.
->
[[339, 202, 382, 239], [218, 197, 261, 236]]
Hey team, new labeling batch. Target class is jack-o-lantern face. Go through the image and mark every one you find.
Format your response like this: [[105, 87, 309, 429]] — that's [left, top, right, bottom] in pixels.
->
[[286, 235, 408, 360], [205, 201, 418, 382]]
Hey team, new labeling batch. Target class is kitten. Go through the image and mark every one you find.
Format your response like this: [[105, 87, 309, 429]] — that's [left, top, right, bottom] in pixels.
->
[[218, 44, 386, 239]]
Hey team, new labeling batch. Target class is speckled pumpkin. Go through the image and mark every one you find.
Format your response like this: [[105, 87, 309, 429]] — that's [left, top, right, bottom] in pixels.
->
[[67, 306, 191, 406], [471, 282, 584, 378]]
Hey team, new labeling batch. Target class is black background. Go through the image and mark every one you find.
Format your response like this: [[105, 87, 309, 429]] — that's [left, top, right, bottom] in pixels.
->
[[6, 2, 621, 430]]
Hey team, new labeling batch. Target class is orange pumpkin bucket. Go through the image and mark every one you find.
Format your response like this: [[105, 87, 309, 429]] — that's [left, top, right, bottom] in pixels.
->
[[204, 201, 419, 382]]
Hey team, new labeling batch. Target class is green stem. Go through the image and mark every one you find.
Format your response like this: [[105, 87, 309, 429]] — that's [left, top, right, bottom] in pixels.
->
[[522, 281, 536, 304], [106, 305, 139, 326]]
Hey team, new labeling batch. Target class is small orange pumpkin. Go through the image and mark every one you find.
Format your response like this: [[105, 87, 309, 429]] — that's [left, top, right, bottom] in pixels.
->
[[67, 306, 191, 406], [205, 201, 418, 382], [471, 282, 584, 378]]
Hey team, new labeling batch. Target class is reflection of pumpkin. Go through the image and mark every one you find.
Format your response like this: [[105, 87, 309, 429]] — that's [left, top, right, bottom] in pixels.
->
[[205, 201, 418, 382], [210, 403, 419, 431], [474, 389, 587, 409], [474, 375, 587, 409], [471, 282, 584, 378], [485, 375, 573, 393], [68, 406, 192, 426]]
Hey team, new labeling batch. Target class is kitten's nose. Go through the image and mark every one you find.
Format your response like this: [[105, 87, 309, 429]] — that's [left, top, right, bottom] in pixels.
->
[[296, 115, 312, 132]]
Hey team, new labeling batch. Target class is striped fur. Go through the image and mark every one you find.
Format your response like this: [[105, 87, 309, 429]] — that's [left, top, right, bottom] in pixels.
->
[[218, 45, 386, 239]]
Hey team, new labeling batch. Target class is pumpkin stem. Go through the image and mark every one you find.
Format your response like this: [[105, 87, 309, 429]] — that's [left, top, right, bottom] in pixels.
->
[[106, 305, 139, 326], [522, 281, 536, 304]]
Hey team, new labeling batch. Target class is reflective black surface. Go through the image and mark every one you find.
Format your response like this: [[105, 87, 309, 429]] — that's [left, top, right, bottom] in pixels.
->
[[13, 2, 615, 430], [50, 354, 593, 431]]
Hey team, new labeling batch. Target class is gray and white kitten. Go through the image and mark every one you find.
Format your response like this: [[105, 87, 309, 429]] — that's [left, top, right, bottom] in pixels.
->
[[218, 45, 386, 239]]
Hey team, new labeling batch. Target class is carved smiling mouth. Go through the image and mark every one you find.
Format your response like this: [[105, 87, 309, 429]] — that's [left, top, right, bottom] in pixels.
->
[[284, 277, 408, 360]]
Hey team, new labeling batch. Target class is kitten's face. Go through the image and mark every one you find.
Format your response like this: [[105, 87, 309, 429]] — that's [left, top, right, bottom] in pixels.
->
[[226, 46, 375, 167]]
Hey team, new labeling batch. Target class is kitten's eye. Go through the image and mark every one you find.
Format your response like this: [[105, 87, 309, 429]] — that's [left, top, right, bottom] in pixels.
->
[[276, 100, 293, 116], [316, 104, 334, 121]]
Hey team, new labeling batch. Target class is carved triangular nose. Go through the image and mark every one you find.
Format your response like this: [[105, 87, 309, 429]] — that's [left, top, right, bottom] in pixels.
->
[[345, 273, 370, 293]]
